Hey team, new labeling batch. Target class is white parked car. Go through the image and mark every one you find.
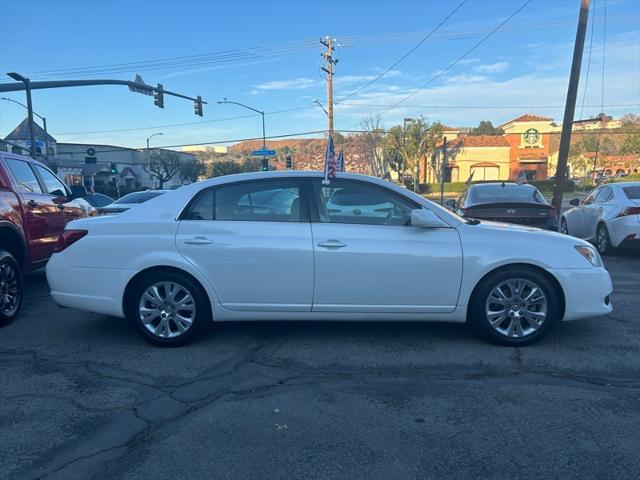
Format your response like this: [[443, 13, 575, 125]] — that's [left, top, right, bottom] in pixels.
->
[[560, 182, 640, 254], [46, 172, 613, 347], [99, 190, 169, 215]]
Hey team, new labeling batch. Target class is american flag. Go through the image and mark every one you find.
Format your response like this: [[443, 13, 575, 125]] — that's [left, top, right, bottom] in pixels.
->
[[337, 149, 345, 172], [323, 134, 337, 181], [516, 169, 528, 185]]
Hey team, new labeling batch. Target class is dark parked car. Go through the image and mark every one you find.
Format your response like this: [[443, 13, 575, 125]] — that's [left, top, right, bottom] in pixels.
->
[[81, 192, 114, 208], [447, 182, 558, 230]]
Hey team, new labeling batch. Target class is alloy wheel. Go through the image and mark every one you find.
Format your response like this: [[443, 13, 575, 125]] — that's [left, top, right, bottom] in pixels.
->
[[560, 219, 568, 235], [596, 226, 610, 254], [138, 281, 196, 339], [485, 278, 547, 338], [0, 260, 20, 316]]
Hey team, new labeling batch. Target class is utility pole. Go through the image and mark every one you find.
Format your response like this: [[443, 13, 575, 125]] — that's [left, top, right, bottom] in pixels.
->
[[7, 73, 37, 159], [440, 137, 447, 205], [552, 0, 590, 214], [320, 37, 338, 136]]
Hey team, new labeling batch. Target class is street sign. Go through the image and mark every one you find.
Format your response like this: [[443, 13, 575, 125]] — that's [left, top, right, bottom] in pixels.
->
[[128, 74, 153, 96], [252, 149, 276, 157]]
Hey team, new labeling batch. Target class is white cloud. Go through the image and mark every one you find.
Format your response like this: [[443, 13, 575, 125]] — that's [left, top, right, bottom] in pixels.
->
[[254, 78, 318, 91], [474, 62, 510, 74]]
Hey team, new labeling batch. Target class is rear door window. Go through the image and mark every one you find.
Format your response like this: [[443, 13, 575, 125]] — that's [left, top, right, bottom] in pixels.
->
[[33, 165, 68, 197], [622, 186, 640, 200]]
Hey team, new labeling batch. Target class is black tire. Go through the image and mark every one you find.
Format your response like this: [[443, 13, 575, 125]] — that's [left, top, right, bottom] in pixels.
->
[[125, 271, 211, 347], [596, 223, 613, 256], [468, 267, 561, 346], [0, 250, 23, 325], [560, 218, 569, 235]]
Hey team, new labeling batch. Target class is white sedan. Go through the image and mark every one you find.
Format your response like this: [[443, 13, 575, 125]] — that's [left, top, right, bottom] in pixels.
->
[[46, 172, 613, 347], [560, 182, 640, 254]]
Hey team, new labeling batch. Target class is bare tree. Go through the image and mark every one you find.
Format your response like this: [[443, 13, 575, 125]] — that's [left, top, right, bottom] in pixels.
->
[[359, 114, 388, 177], [144, 150, 181, 188], [179, 157, 206, 184]]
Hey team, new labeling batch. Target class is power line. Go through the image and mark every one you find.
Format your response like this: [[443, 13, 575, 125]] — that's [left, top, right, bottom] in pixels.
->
[[54, 126, 640, 156], [337, 0, 466, 102], [53, 105, 315, 136], [381, 0, 533, 114]]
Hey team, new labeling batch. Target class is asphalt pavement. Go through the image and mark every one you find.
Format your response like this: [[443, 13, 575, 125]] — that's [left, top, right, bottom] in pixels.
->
[[1, 251, 639, 480]]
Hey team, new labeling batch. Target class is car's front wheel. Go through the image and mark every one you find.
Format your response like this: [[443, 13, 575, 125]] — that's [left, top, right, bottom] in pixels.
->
[[469, 268, 561, 346], [126, 271, 211, 346], [0, 250, 22, 325]]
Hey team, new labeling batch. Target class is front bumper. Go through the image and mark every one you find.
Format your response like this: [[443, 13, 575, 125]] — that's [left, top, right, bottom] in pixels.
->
[[549, 267, 613, 321]]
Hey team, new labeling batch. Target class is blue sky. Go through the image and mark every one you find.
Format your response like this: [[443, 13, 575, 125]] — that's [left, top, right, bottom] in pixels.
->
[[0, 0, 638, 149]]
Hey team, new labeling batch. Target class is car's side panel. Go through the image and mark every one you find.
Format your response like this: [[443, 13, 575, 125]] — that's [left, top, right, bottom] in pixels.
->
[[311, 222, 463, 313], [176, 220, 315, 312]]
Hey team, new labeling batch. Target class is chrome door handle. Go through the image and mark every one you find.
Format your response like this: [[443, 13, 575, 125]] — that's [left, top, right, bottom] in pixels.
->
[[317, 240, 347, 248], [185, 236, 213, 245]]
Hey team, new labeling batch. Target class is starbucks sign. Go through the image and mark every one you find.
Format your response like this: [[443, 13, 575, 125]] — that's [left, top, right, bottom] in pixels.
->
[[523, 128, 541, 145]]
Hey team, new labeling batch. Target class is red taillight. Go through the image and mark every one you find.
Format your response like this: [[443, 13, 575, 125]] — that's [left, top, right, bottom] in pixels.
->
[[617, 206, 640, 218], [54, 229, 88, 252]]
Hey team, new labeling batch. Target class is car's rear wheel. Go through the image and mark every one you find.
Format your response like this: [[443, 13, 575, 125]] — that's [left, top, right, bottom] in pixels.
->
[[0, 250, 22, 325], [469, 268, 561, 346], [560, 218, 569, 235], [596, 224, 612, 255], [126, 271, 210, 346]]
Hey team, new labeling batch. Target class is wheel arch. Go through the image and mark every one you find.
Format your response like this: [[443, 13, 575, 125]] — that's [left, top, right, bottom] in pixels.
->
[[466, 263, 566, 322], [122, 265, 213, 320], [0, 222, 26, 268]]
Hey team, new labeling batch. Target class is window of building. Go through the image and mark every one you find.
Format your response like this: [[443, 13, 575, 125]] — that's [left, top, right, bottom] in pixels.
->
[[85, 157, 97, 164], [11, 146, 22, 155]]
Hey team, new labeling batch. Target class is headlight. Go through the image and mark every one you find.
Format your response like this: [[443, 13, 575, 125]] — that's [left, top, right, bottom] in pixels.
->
[[575, 245, 603, 267]]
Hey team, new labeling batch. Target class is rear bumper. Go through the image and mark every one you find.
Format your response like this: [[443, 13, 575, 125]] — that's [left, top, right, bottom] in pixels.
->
[[46, 253, 133, 317], [549, 267, 613, 321], [608, 217, 640, 248]]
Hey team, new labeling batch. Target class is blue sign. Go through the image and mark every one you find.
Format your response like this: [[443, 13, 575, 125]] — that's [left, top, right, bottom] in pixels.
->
[[252, 149, 276, 157]]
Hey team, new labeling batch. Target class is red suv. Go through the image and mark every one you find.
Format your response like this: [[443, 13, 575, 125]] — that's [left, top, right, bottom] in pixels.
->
[[0, 152, 87, 323]]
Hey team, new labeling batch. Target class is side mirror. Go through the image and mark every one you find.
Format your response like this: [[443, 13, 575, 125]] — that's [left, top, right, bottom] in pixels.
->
[[569, 198, 580, 207], [411, 209, 449, 228], [445, 199, 457, 210], [69, 185, 87, 199]]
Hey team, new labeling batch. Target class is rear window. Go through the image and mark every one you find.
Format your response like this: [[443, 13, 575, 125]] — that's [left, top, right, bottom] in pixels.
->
[[622, 186, 640, 200], [469, 185, 547, 205], [113, 191, 164, 204]]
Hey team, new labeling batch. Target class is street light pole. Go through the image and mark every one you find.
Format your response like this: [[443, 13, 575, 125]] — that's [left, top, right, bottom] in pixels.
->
[[217, 98, 266, 148], [2, 96, 49, 158], [7, 73, 37, 159], [146, 132, 164, 150]]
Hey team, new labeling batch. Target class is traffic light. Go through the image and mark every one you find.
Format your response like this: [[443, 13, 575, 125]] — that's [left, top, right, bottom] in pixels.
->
[[194, 96, 203, 117], [285, 155, 292, 169], [110, 163, 118, 174], [154, 83, 164, 108], [262, 158, 269, 171]]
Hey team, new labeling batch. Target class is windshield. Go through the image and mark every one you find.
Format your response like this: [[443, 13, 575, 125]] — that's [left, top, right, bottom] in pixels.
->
[[113, 191, 165, 204], [468, 185, 547, 205]]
